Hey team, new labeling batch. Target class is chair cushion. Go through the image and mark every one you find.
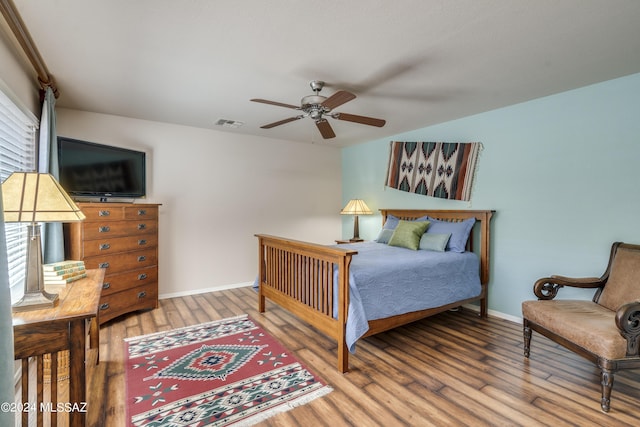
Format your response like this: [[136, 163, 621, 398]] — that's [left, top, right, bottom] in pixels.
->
[[598, 245, 640, 311], [522, 300, 628, 360]]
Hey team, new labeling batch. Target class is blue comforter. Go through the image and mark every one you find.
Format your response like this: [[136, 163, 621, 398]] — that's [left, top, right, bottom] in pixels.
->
[[339, 241, 481, 352]]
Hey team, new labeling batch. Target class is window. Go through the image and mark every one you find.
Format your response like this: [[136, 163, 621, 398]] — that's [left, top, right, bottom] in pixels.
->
[[0, 87, 38, 297]]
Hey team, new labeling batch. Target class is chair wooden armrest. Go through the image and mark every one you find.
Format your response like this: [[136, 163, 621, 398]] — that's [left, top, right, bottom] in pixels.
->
[[615, 301, 640, 356], [533, 275, 605, 300]]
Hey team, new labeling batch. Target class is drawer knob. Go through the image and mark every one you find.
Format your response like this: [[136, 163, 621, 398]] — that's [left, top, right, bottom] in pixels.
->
[[102, 282, 111, 289], [99, 226, 111, 233], [99, 210, 111, 217], [99, 262, 110, 268], [138, 209, 147, 216], [137, 256, 146, 262], [99, 243, 111, 250], [138, 239, 147, 245], [137, 223, 147, 230], [99, 303, 110, 310], [138, 273, 148, 280], [137, 291, 147, 299]]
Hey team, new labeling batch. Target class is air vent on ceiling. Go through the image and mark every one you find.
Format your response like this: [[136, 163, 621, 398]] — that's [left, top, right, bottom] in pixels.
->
[[215, 118, 244, 128]]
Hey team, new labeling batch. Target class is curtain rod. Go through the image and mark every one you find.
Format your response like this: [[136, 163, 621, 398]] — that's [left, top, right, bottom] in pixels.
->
[[0, 0, 59, 98]]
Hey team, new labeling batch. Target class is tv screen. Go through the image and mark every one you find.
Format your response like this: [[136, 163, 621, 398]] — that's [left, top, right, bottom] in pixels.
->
[[57, 137, 146, 199]]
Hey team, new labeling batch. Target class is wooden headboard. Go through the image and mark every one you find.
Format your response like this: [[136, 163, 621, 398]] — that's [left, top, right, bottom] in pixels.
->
[[379, 209, 495, 285]]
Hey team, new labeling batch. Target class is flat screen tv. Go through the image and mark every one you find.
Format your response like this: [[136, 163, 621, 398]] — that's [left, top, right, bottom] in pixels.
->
[[57, 137, 146, 199]]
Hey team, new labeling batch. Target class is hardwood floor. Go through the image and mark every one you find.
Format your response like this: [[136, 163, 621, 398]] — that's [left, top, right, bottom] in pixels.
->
[[86, 287, 640, 426]]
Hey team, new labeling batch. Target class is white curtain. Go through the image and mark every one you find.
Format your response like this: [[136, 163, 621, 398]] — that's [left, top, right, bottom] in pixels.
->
[[38, 87, 64, 263], [0, 185, 16, 426]]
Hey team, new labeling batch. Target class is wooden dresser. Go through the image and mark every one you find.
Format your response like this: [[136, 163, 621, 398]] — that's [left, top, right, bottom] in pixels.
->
[[65, 202, 160, 324]]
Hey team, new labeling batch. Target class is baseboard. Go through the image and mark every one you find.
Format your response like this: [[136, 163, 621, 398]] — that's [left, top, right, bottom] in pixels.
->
[[462, 303, 522, 324], [159, 281, 253, 300]]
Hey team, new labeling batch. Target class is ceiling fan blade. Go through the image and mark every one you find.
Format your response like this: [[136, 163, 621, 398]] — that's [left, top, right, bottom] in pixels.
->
[[315, 119, 336, 139], [260, 116, 303, 129], [333, 112, 386, 127], [251, 99, 300, 110], [321, 90, 356, 110]]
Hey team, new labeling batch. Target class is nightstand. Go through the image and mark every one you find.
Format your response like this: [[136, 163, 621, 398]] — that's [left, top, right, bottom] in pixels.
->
[[335, 239, 364, 244], [12, 269, 104, 427]]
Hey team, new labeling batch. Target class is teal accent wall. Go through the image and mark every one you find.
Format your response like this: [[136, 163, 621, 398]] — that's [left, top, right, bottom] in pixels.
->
[[341, 72, 640, 318]]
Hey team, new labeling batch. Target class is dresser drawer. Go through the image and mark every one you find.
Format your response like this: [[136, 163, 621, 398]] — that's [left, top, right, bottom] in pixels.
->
[[81, 206, 126, 221], [98, 283, 158, 324], [101, 266, 158, 296], [78, 234, 158, 258], [124, 206, 158, 220], [83, 248, 157, 273], [80, 220, 157, 240], [81, 205, 159, 221]]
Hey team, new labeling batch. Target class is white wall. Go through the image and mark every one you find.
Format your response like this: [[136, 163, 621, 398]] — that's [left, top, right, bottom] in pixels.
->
[[56, 109, 343, 297]]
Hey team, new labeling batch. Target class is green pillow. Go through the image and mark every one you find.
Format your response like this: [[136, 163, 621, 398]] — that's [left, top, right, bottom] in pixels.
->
[[419, 233, 451, 252], [388, 220, 430, 250]]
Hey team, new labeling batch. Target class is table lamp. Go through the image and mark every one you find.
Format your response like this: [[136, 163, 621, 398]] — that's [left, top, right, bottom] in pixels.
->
[[1, 172, 85, 311], [340, 199, 372, 242]]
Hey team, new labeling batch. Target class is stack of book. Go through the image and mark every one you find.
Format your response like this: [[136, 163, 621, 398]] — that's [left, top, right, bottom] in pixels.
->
[[43, 260, 87, 285]]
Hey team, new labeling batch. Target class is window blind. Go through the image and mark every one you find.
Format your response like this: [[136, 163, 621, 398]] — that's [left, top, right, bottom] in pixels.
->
[[0, 88, 38, 295]]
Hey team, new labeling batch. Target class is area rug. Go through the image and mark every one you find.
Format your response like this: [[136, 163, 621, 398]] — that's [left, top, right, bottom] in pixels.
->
[[124, 314, 332, 426], [385, 141, 482, 201]]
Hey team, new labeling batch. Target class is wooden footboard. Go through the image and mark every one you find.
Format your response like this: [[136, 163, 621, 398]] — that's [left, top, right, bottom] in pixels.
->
[[255, 235, 357, 372], [256, 209, 494, 372]]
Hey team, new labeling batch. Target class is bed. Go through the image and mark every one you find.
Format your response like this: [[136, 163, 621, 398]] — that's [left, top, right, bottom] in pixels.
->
[[255, 209, 494, 372]]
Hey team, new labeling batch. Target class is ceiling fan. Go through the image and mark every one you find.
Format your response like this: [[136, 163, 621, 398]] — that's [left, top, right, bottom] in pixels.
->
[[250, 80, 386, 139]]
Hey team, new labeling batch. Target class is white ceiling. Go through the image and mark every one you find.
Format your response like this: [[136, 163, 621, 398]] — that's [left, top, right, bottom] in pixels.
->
[[8, 0, 640, 146]]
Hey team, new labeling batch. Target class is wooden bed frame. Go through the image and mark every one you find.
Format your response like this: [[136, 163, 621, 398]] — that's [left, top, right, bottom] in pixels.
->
[[255, 209, 494, 372]]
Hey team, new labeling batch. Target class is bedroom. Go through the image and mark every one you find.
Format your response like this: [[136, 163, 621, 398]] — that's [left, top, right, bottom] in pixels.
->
[[1, 1, 640, 425]]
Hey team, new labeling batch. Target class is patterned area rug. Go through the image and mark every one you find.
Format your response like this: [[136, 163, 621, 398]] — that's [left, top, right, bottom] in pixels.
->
[[124, 315, 332, 426]]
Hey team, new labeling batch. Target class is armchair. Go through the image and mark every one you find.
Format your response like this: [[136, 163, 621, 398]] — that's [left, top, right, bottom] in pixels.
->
[[522, 242, 640, 412]]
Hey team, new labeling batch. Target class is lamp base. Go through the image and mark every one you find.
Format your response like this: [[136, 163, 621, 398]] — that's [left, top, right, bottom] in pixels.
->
[[11, 223, 59, 312], [351, 214, 361, 241], [12, 291, 58, 312]]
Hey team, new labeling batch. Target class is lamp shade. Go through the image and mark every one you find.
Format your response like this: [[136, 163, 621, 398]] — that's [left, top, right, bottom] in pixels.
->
[[340, 199, 372, 215], [1, 172, 85, 223]]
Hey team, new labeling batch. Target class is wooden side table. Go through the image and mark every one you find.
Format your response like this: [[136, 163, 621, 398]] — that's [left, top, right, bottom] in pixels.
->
[[12, 268, 104, 427]]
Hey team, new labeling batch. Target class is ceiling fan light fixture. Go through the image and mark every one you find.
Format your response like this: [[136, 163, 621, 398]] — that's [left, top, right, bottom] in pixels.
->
[[250, 79, 385, 139], [309, 107, 323, 120], [301, 95, 327, 109]]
